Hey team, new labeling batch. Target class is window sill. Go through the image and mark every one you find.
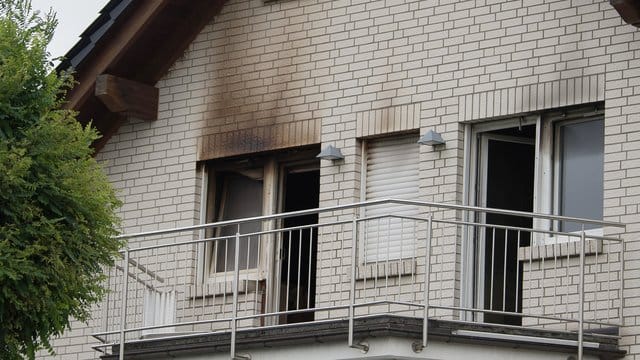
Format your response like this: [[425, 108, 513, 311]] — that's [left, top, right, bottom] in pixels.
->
[[191, 277, 264, 298], [356, 259, 416, 280], [518, 239, 603, 262]]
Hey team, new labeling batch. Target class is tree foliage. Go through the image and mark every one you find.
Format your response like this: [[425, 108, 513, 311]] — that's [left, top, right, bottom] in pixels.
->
[[0, 1, 123, 358]]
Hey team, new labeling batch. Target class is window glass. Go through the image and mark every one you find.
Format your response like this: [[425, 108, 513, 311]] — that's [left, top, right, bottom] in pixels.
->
[[558, 119, 604, 232], [215, 171, 263, 271]]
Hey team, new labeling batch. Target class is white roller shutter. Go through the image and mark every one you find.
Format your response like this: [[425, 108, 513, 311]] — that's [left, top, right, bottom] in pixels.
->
[[363, 135, 419, 262]]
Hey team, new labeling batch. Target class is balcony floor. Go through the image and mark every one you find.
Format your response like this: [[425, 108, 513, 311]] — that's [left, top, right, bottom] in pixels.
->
[[103, 315, 624, 360]]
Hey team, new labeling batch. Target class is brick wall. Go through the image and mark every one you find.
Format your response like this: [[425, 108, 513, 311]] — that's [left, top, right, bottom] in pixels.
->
[[41, 0, 640, 358]]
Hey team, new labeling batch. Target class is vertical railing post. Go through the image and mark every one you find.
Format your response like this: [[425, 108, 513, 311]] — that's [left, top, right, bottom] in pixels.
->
[[578, 225, 585, 360], [423, 214, 433, 349], [230, 226, 247, 360], [102, 267, 111, 335], [413, 214, 432, 353], [348, 216, 368, 352], [619, 235, 625, 327], [119, 249, 129, 360], [348, 217, 359, 348]]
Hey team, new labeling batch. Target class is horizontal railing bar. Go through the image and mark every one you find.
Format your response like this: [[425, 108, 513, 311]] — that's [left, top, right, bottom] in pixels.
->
[[125, 234, 233, 253], [105, 315, 384, 350], [94, 300, 419, 339], [92, 313, 621, 351], [434, 218, 623, 243], [350, 313, 419, 321], [91, 331, 224, 349], [438, 318, 621, 340], [92, 317, 232, 337], [357, 214, 429, 223], [355, 214, 621, 243], [95, 301, 620, 340], [116, 198, 624, 240], [230, 317, 356, 335], [122, 218, 622, 259], [93, 317, 367, 352], [351, 299, 424, 308], [93, 303, 353, 338], [124, 221, 350, 254], [451, 329, 601, 349], [90, 314, 460, 353], [93, 304, 621, 348], [350, 301, 621, 328], [236, 300, 421, 323], [234, 304, 349, 321], [432, 304, 621, 327], [122, 215, 622, 256]]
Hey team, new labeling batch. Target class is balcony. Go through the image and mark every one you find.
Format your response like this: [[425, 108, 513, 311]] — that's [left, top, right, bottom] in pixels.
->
[[92, 199, 625, 360]]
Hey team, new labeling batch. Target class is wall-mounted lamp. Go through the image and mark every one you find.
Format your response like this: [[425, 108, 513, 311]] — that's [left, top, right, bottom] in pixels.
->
[[316, 145, 344, 161], [417, 130, 445, 146]]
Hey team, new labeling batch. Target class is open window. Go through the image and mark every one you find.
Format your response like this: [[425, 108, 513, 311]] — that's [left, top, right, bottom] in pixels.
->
[[470, 106, 605, 237], [553, 118, 604, 233], [466, 104, 605, 324], [210, 169, 263, 272], [198, 147, 320, 324]]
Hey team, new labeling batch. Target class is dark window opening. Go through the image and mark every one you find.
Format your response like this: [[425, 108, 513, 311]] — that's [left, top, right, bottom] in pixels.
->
[[481, 127, 535, 326], [280, 168, 320, 324]]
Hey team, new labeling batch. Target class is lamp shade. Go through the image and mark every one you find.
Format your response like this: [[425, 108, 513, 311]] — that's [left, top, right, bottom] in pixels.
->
[[417, 130, 445, 146], [316, 145, 344, 160]]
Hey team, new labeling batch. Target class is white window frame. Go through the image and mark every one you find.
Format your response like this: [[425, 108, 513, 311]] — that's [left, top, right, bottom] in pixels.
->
[[196, 149, 320, 302], [549, 117, 604, 241], [466, 107, 605, 246], [462, 106, 605, 319], [533, 114, 605, 244], [197, 160, 277, 289]]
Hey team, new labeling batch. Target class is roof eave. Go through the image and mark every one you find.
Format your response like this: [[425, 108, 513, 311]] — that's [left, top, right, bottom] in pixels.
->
[[59, 0, 226, 153], [611, 0, 640, 27]]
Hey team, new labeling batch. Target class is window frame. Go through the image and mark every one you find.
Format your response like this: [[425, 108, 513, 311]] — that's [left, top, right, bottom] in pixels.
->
[[196, 148, 320, 290], [462, 105, 605, 320], [466, 107, 605, 246], [550, 116, 605, 238], [201, 163, 273, 286]]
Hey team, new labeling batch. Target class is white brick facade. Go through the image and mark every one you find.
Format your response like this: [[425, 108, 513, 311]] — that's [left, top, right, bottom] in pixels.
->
[[40, 0, 640, 358]]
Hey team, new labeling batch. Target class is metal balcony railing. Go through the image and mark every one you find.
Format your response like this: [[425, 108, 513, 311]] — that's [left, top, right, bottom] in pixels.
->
[[91, 199, 625, 360]]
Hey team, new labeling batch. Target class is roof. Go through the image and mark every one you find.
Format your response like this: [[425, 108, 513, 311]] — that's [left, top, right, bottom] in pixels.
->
[[59, 0, 226, 151], [57, 0, 133, 71]]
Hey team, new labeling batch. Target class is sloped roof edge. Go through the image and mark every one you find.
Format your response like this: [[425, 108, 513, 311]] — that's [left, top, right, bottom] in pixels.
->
[[610, 0, 640, 27], [57, 0, 133, 71], [59, 0, 226, 153]]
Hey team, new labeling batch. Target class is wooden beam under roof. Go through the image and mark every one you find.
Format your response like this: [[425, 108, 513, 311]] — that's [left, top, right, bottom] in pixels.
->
[[62, 0, 226, 152], [95, 74, 158, 121], [65, 0, 166, 112]]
